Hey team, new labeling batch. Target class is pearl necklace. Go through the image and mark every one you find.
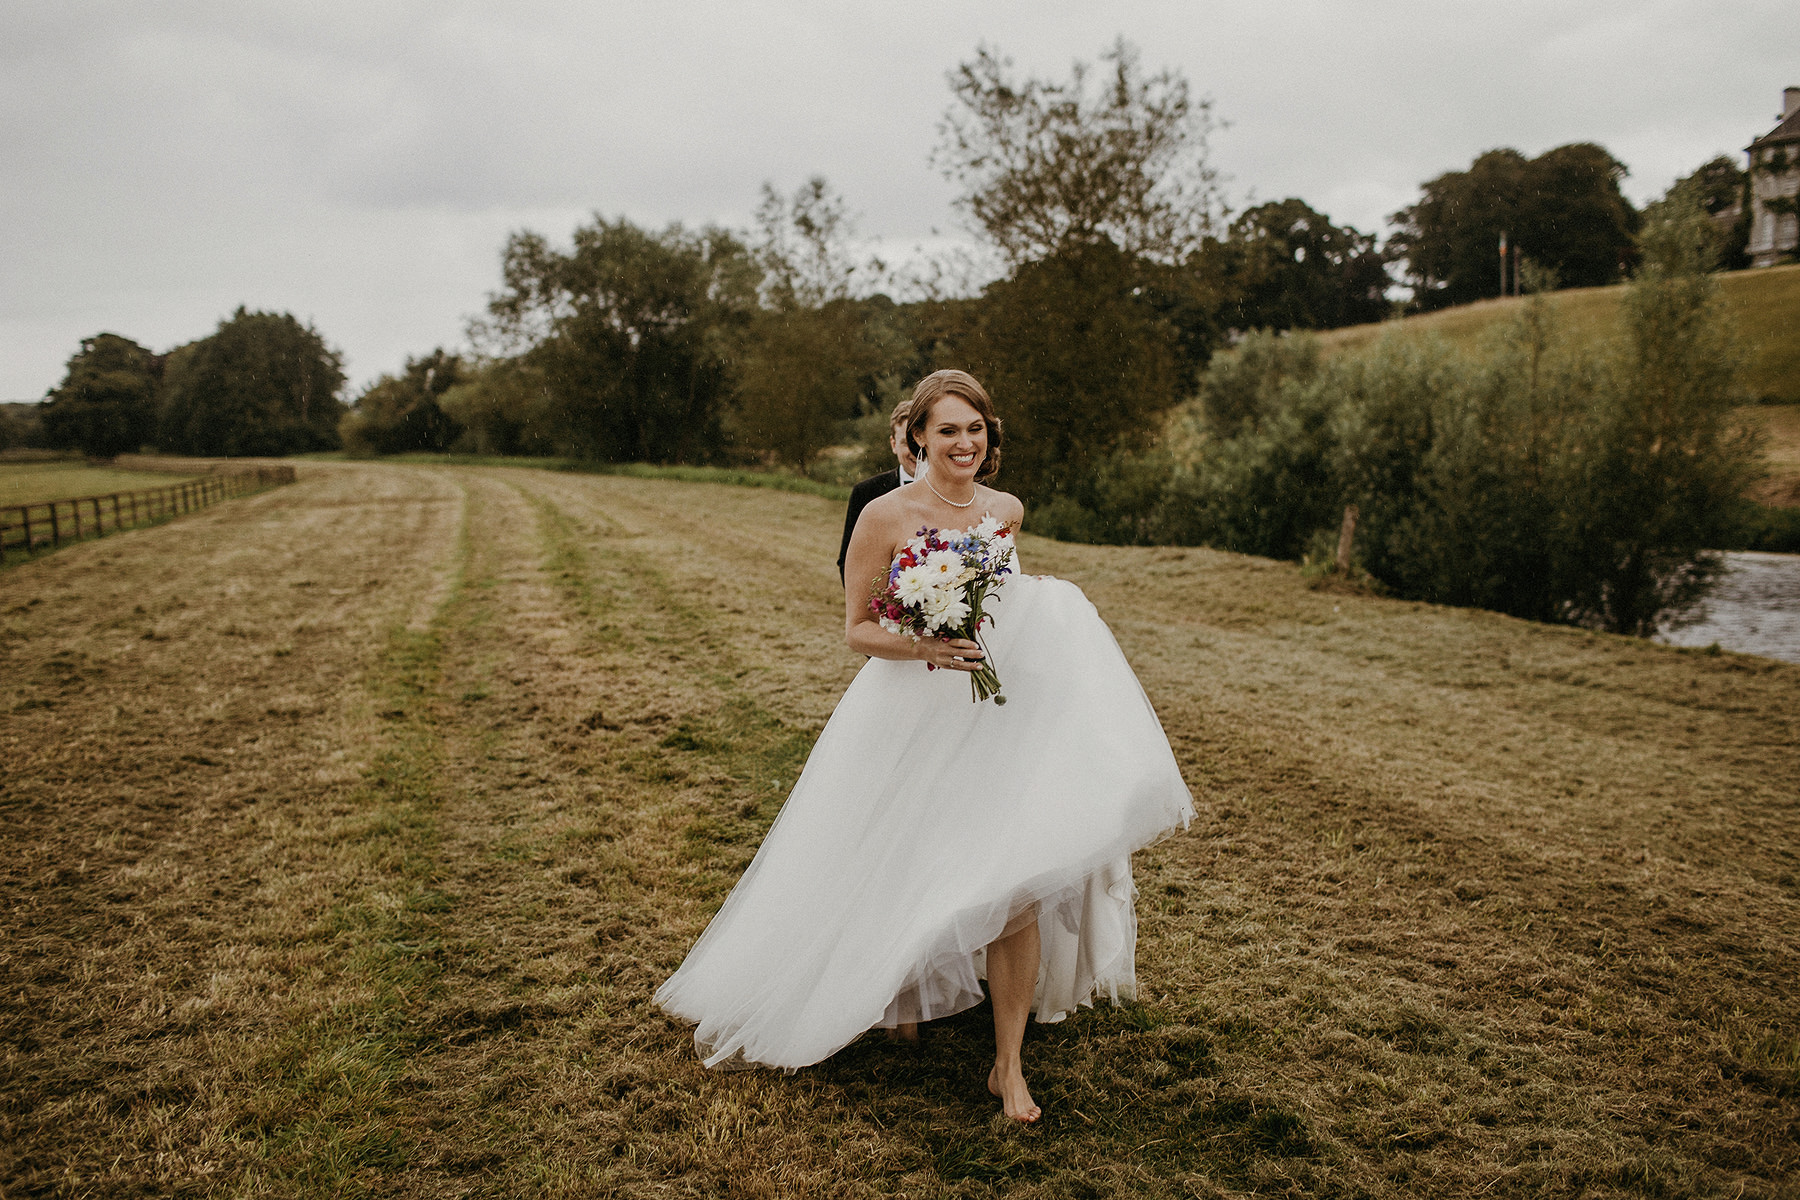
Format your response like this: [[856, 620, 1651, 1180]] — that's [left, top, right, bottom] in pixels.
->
[[924, 475, 977, 508]]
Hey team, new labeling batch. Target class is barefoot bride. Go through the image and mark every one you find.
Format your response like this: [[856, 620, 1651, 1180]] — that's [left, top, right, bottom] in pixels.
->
[[654, 369, 1194, 1123]]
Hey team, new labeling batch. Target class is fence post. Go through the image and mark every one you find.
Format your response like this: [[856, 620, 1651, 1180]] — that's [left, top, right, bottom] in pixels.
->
[[23, 505, 33, 550], [1335, 504, 1360, 574], [50, 501, 61, 546]]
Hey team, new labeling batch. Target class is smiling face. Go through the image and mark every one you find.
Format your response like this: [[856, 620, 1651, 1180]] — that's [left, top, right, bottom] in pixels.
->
[[917, 394, 988, 484], [903, 370, 1003, 483], [888, 419, 918, 475]]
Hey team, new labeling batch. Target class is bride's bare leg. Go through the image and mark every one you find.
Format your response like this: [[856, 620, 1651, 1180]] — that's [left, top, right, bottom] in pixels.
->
[[985, 909, 1042, 1123], [886, 1021, 919, 1043]]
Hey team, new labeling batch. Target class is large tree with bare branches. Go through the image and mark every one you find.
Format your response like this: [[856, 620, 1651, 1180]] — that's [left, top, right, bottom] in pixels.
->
[[933, 38, 1221, 266]]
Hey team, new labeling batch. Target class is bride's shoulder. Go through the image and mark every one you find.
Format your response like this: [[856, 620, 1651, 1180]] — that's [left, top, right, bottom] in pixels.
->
[[979, 487, 1025, 528], [862, 485, 916, 523]]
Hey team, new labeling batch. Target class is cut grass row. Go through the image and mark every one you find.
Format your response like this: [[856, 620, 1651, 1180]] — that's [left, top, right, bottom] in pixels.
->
[[2, 461, 1796, 1197]]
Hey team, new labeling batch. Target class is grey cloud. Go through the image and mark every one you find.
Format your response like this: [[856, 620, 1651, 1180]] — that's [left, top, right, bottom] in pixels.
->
[[3, 0, 1796, 399]]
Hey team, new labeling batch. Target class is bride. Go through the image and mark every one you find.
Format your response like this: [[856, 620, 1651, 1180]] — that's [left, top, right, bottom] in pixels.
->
[[655, 369, 1194, 1122]]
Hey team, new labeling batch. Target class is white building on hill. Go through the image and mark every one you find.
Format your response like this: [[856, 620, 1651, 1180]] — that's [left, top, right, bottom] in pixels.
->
[[1746, 87, 1800, 267]]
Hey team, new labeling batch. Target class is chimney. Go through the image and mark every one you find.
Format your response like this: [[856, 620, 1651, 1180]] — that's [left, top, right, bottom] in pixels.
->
[[1787, 87, 1800, 120]]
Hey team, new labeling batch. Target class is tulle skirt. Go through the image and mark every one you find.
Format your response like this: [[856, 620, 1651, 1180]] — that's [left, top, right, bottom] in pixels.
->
[[654, 572, 1195, 1070]]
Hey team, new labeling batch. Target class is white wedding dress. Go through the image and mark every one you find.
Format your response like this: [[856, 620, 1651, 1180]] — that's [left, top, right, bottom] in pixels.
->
[[654, 553, 1195, 1070]]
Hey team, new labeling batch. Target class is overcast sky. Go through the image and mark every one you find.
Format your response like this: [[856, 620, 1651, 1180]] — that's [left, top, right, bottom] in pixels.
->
[[3, 0, 1796, 401]]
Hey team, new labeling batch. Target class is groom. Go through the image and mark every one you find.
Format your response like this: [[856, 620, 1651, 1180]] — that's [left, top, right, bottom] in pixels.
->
[[837, 398, 921, 585]]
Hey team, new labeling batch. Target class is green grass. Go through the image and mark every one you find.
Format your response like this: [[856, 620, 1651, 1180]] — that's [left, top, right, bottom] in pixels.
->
[[361, 452, 859, 502], [569, 460, 852, 501], [327, 453, 867, 503], [0, 461, 203, 506], [1741, 404, 1800, 507], [1318, 263, 1800, 403]]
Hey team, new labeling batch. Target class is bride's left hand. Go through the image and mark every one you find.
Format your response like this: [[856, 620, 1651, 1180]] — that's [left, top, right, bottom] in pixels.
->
[[918, 636, 984, 672]]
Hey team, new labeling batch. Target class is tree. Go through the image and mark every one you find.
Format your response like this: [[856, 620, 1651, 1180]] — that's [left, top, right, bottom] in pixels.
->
[[729, 179, 912, 470], [158, 309, 346, 456], [930, 239, 1183, 504], [753, 177, 869, 309], [438, 357, 558, 457], [0, 404, 45, 451], [933, 39, 1221, 266], [1646, 155, 1750, 271], [732, 302, 889, 470], [1560, 196, 1758, 635], [1212, 199, 1391, 332], [1390, 143, 1640, 309], [479, 217, 758, 463], [339, 349, 465, 456], [40, 333, 161, 456], [926, 41, 1210, 507]]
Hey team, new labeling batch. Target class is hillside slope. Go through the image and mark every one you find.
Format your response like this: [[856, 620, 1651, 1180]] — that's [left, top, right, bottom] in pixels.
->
[[1318, 264, 1800, 404]]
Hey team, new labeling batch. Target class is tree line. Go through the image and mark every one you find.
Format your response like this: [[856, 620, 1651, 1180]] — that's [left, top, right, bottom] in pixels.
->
[[29, 309, 345, 458], [326, 43, 1744, 504], [33, 38, 1644, 473], [1032, 197, 1765, 635], [25, 39, 1768, 636]]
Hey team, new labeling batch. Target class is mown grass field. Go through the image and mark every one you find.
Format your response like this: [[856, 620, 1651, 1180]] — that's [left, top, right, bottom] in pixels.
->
[[0, 461, 204, 507], [1317, 263, 1800, 404], [2, 462, 1796, 1198], [1743, 405, 1800, 507]]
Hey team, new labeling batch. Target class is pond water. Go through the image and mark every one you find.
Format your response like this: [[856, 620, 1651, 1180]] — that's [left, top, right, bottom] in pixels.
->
[[1658, 551, 1800, 664]]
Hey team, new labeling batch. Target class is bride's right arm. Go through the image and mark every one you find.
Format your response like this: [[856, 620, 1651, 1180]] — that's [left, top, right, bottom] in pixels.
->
[[843, 508, 984, 671]]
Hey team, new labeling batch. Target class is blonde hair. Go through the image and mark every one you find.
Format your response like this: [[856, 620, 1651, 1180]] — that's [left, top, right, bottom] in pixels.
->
[[904, 370, 1003, 482]]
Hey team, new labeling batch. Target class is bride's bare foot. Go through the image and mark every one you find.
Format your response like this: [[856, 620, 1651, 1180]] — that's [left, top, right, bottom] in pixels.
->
[[987, 1063, 1041, 1123], [886, 1022, 919, 1044]]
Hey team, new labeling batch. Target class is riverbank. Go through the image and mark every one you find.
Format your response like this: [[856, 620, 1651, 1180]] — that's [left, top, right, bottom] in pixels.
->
[[1659, 550, 1800, 664]]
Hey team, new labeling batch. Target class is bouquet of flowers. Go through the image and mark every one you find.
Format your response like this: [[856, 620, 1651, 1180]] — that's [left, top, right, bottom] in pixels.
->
[[869, 516, 1016, 704]]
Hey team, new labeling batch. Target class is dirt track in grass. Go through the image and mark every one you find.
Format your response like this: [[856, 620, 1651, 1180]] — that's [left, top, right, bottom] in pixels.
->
[[2, 461, 1796, 1198]]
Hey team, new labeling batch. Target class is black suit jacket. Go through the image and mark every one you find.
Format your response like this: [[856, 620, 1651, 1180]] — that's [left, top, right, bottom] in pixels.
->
[[838, 468, 903, 585]]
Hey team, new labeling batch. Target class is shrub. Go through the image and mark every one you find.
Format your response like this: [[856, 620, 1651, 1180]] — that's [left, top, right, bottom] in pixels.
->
[[340, 350, 465, 457], [1067, 237, 1759, 637]]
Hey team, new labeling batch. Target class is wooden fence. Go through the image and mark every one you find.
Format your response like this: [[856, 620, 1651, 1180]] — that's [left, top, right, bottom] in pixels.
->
[[0, 465, 297, 563]]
